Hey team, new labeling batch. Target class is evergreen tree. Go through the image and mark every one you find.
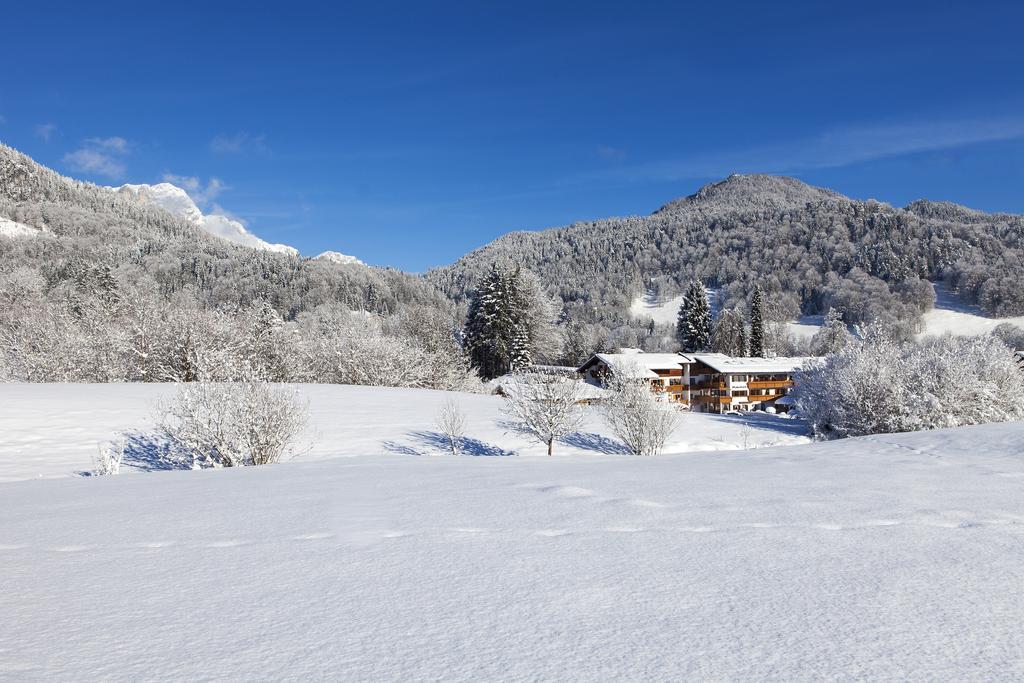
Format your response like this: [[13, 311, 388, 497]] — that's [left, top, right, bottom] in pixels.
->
[[749, 285, 766, 357], [675, 279, 712, 352], [463, 264, 533, 379]]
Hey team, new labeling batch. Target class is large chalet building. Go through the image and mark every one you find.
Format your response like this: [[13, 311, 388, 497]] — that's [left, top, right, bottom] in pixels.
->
[[577, 349, 811, 413]]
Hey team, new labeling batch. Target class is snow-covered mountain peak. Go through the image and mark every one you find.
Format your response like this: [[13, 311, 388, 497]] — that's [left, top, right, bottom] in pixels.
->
[[115, 183, 203, 224], [111, 182, 298, 256], [314, 250, 364, 266]]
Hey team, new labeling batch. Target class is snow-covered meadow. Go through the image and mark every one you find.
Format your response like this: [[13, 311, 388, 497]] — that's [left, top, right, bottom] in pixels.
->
[[0, 383, 809, 483], [2, 402, 1024, 679]]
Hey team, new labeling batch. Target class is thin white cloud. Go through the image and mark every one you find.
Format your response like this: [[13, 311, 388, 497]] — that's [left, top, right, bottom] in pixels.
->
[[0, 115, 7, 124], [209, 132, 267, 154], [595, 145, 627, 161], [34, 123, 57, 142], [86, 136, 129, 154], [63, 136, 131, 179], [161, 173, 228, 206], [590, 115, 1024, 183]]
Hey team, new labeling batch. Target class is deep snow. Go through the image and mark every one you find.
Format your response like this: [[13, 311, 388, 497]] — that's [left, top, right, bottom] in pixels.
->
[[0, 383, 809, 483], [2, 418, 1024, 679]]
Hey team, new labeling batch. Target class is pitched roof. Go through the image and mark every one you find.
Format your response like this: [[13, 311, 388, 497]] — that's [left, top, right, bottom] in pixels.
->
[[691, 353, 813, 374], [580, 352, 693, 378]]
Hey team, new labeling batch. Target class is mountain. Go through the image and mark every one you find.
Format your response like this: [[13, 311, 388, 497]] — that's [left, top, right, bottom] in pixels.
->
[[314, 250, 364, 266], [0, 141, 442, 317], [113, 182, 298, 256], [429, 174, 1024, 347]]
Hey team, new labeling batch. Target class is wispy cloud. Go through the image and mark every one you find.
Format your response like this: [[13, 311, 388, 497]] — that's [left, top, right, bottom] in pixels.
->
[[162, 173, 228, 206], [209, 132, 267, 154], [34, 123, 57, 142], [595, 145, 627, 161], [590, 116, 1024, 183], [0, 115, 7, 125], [63, 136, 131, 179]]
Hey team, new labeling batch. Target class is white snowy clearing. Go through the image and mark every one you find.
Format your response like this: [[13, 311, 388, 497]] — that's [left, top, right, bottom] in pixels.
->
[[0, 216, 43, 238], [0, 384, 808, 483], [630, 288, 721, 326], [2, 402, 1024, 679], [630, 283, 1024, 339]]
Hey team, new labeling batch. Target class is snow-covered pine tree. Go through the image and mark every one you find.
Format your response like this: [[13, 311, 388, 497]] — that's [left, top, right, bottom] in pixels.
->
[[464, 263, 535, 379], [675, 279, 712, 352], [712, 308, 747, 356], [749, 285, 766, 357]]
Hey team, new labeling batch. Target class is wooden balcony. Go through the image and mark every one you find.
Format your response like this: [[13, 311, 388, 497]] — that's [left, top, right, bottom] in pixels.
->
[[747, 379, 794, 390]]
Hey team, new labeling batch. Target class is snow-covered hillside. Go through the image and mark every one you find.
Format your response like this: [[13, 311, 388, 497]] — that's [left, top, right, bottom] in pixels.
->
[[0, 384, 808, 483], [630, 282, 1024, 340], [919, 282, 1024, 336], [113, 182, 298, 256], [2, 415, 1023, 679]]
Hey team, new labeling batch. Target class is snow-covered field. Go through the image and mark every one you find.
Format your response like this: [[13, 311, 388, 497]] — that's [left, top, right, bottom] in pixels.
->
[[2, 400, 1024, 679], [919, 282, 1024, 337], [0, 383, 808, 483], [630, 283, 1024, 339]]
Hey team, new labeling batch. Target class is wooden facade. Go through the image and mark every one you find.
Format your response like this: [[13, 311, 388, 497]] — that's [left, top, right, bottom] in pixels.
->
[[578, 351, 809, 413]]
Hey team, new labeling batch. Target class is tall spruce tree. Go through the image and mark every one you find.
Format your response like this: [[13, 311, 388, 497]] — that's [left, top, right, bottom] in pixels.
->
[[749, 285, 766, 357], [463, 264, 533, 379], [675, 279, 712, 352]]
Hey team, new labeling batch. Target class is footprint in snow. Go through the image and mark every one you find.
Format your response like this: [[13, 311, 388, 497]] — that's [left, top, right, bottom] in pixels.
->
[[537, 485, 596, 498], [205, 540, 249, 548]]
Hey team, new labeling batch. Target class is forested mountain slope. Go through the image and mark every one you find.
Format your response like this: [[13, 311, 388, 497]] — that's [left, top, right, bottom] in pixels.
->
[[0, 143, 443, 316], [429, 174, 1024, 341], [0, 144, 471, 386]]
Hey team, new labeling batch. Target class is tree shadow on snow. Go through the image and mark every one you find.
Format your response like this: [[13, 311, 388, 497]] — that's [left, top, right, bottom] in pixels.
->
[[559, 432, 631, 455], [385, 431, 516, 457], [707, 412, 810, 438], [120, 430, 193, 472]]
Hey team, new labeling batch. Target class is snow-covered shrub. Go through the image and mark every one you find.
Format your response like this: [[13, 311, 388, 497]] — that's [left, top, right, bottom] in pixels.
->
[[92, 437, 125, 476], [435, 399, 468, 455], [602, 370, 680, 456], [501, 372, 585, 456], [156, 382, 309, 467], [796, 327, 1024, 438]]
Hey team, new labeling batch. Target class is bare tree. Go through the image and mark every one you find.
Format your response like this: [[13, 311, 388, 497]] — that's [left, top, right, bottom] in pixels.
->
[[92, 436, 125, 476], [501, 372, 585, 456], [156, 382, 309, 467], [603, 367, 680, 456], [435, 398, 468, 455]]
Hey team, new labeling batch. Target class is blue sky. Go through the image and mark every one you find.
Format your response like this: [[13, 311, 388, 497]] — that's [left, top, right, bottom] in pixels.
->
[[1, 1, 1022, 271]]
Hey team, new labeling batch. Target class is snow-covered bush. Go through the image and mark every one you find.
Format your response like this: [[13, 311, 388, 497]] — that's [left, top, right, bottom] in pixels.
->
[[501, 372, 585, 455], [156, 382, 309, 467], [796, 327, 1024, 438], [92, 437, 124, 476], [602, 371, 680, 456], [435, 399, 467, 455]]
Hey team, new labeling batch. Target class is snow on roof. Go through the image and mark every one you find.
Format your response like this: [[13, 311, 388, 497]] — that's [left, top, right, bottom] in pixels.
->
[[774, 394, 795, 405], [691, 353, 813, 375], [584, 352, 693, 378]]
